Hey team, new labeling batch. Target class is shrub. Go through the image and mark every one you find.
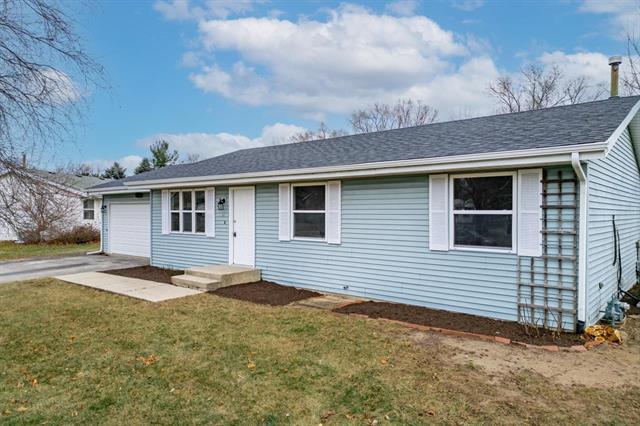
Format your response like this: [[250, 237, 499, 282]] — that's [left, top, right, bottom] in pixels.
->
[[51, 224, 100, 244]]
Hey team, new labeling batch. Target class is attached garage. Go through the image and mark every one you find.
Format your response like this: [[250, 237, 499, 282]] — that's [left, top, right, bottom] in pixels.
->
[[99, 191, 151, 258], [108, 203, 150, 257]]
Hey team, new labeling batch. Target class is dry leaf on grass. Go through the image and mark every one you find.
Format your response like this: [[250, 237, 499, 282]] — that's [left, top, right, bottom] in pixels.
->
[[247, 353, 256, 371], [138, 354, 159, 366]]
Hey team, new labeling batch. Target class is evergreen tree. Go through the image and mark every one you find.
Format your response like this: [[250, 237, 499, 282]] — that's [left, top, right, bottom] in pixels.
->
[[134, 157, 152, 175], [102, 162, 126, 179], [150, 140, 179, 169]]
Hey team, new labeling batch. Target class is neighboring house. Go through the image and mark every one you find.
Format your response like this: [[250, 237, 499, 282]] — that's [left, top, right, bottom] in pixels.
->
[[88, 96, 640, 331], [0, 169, 106, 241]]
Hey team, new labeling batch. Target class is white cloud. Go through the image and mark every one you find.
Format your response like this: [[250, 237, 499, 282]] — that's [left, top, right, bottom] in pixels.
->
[[538, 50, 640, 96], [538, 51, 610, 83], [41, 69, 81, 104], [579, 0, 640, 39], [385, 0, 419, 17], [185, 4, 503, 117], [451, 0, 484, 12], [180, 51, 203, 68], [154, 0, 200, 21], [135, 122, 306, 160], [154, 0, 258, 21], [206, 0, 256, 19], [579, 0, 633, 14]]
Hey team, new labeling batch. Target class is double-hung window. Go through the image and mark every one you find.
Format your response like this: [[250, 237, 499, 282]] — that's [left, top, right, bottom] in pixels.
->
[[170, 190, 206, 234], [451, 173, 515, 251], [83, 199, 95, 220], [292, 184, 326, 239]]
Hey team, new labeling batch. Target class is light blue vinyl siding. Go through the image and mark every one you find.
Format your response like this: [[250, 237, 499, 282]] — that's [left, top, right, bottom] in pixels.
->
[[101, 193, 150, 253], [586, 127, 640, 324], [150, 188, 229, 269], [256, 176, 523, 321], [146, 169, 572, 324]]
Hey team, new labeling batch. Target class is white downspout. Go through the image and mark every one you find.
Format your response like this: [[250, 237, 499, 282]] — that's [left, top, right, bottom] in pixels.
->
[[571, 152, 588, 328]]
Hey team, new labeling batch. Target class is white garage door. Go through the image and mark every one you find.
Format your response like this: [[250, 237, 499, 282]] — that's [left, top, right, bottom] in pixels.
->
[[109, 203, 150, 257]]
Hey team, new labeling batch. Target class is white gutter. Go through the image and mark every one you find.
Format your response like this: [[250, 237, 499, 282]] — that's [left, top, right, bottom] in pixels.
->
[[571, 152, 588, 327], [122, 145, 607, 190]]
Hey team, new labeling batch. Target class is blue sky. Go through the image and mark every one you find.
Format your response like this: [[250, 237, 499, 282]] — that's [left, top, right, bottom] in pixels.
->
[[56, 0, 637, 173]]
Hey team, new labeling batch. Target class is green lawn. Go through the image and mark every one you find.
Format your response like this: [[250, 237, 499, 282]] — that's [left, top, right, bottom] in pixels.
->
[[0, 279, 638, 424], [0, 241, 99, 261]]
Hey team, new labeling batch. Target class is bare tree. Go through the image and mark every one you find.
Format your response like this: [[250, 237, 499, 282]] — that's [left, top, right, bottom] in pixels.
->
[[56, 162, 101, 177], [622, 32, 640, 95], [0, 168, 79, 242], [183, 153, 201, 164], [349, 99, 438, 133], [0, 0, 105, 171], [489, 65, 605, 113], [289, 99, 439, 143], [289, 122, 347, 143]]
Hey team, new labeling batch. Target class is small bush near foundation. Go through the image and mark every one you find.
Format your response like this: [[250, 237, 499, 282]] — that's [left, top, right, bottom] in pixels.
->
[[51, 225, 100, 244]]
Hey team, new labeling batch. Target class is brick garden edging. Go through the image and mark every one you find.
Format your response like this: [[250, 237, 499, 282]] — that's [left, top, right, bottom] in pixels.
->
[[346, 312, 587, 353]]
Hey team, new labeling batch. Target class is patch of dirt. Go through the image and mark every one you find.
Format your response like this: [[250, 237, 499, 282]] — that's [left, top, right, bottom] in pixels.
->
[[102, 266, 183, 284], [335, 300, 583, 347], [213, 281, 320, 306], [422, 316, 640, 388]]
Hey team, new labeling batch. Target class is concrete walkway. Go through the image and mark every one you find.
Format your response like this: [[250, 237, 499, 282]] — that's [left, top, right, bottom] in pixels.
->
[[0, 254, 148, 284], [55, 272, 203, 302]]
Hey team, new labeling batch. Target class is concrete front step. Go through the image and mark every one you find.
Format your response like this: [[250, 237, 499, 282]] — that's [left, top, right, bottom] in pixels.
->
[[171, 264, 261, 291], [171, 274, 221, 291]]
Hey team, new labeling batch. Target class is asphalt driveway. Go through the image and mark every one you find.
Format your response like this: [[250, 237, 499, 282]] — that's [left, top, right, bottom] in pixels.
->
[[0, 254, 148, 284]]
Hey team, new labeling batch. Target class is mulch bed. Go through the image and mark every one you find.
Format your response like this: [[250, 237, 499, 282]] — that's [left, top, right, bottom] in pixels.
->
[[213, 281, 320, 306], [102, 266, 183, 284], [335, 301, 584, 347]]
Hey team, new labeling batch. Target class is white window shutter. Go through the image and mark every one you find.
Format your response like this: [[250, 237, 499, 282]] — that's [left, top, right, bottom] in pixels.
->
[[161, 190, 170, 234], [517, 169, 542, 257], [205, 188, 215, 237], [429, 174, 449, 251], [326, 180, 341, 244], [278, 183, 291, 241]]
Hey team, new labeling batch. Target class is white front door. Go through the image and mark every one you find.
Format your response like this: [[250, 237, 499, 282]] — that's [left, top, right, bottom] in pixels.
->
[[230, 187, 255, 266]]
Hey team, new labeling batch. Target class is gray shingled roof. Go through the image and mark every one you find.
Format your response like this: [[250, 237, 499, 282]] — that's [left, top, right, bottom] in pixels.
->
[[91, 96, 639, 190], [27, 170, 108, 190]]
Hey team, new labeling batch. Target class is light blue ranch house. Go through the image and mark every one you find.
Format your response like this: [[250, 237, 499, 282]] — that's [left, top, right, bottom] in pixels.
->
[[88, 95, 640, 332]]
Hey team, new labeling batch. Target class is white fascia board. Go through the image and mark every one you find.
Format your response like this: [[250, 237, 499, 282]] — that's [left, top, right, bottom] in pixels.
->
[[86, 187, 151, 196], [604, 99, 640, 156]]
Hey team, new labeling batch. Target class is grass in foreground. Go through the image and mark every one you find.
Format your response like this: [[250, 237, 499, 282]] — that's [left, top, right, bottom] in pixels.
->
[[0, 279, 638, 424], [0, 241, 99, 261]]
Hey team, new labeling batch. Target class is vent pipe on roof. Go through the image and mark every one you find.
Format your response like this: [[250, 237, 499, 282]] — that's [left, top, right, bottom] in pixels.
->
[[609, 55, 622, 98]]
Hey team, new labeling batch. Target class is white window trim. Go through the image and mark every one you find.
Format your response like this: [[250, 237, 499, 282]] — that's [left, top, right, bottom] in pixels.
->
[[169, 189, 207, 234], [448, 171, 518, 254], [290, 182, 328, 242], [82, 199, 95, 221]]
